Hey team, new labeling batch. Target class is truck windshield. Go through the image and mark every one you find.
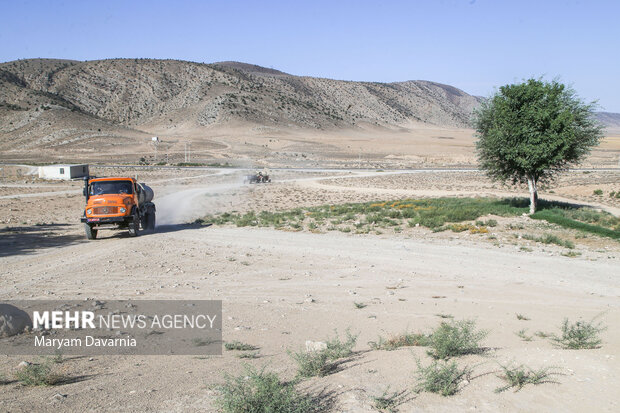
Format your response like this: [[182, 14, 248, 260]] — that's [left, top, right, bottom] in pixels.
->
[[90, 181, 133, 195]]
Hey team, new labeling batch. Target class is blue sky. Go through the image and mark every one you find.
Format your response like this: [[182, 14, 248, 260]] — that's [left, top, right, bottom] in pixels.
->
[[2, 0, 619, 111]]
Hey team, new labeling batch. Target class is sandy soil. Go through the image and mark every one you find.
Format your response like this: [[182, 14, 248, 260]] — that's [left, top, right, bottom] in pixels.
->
[[1, 166, 619, 412], [2, 123, 619, 169]]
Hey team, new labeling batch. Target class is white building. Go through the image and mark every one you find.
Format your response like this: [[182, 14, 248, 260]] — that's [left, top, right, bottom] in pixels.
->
[[38, 164, 89, 180]]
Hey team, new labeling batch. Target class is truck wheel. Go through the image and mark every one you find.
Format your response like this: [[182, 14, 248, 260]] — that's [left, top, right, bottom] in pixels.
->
[[146, 211, 156, 231], [128, 215, 140, 237], [84, 223, 97, 240]]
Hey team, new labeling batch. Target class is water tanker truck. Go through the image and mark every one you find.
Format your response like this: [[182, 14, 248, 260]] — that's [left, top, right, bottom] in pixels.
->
[[80, 177, 156, 239]]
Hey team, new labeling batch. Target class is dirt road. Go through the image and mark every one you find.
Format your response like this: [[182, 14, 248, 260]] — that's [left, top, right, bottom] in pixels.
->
[[1, 225, 618, 412]]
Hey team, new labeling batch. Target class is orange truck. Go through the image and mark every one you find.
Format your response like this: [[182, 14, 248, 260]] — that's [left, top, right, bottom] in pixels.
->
[[80, 177, 156, 239]]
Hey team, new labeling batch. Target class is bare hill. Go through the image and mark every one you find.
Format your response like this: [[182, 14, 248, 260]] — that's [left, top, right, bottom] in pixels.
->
[[595, 112, 620, 130], [2, 58, 618, 167], [213, 61, 290, 76], [0, 58, 482, 151]]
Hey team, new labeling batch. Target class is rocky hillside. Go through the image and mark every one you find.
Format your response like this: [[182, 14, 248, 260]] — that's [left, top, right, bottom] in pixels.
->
[[595, 112, 620, 130], [0, 58, 481, 135], [2, 58, 616, 160]]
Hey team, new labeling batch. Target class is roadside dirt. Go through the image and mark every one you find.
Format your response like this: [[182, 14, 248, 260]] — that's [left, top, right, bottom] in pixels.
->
[[0, 167, 619, 412]]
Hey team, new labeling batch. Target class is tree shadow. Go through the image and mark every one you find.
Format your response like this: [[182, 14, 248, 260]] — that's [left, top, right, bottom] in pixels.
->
[[300, 352, 367, 379], [500, 196, 599, 211], [0, 224, 83, 258], [309, 385, 338, 412], [332, 352, 373, 372], [368, 387, 416, 411], [2, 372, 95, 387], [290, 381, 338, 412], [52, 373, 94, 386]]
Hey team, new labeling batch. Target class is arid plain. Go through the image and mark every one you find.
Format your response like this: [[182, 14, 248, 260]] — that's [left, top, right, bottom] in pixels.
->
[[1, 58, 620, 412], [1, 147, 619, 412]]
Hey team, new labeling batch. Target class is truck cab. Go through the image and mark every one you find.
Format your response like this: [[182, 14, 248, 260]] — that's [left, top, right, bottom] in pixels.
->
[[80, 177, 156, 239]]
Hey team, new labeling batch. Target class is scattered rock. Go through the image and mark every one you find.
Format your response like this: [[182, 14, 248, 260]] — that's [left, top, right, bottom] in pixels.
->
[[0, 304, 32, 338], [305, 341, 327, 352]]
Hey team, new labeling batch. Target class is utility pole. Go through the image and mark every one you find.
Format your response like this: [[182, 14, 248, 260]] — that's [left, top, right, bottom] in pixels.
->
[[151, 137, 159, 162], [184, 142, 192, 163]]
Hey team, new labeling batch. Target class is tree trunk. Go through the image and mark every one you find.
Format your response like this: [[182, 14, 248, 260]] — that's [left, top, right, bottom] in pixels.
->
[[526, 175, 538, 214]]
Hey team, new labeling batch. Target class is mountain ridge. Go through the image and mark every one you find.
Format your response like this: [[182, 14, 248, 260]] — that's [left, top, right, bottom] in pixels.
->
[[0, 58, 617, 157], [0, 58, 481, 129]]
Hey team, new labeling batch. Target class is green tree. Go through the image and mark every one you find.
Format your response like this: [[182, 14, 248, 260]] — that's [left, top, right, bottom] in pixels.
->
[[474, 79, 603, 214]]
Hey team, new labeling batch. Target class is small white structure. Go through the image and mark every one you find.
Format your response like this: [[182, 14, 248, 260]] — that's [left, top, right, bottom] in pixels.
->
[[38, 164, 89, 180]]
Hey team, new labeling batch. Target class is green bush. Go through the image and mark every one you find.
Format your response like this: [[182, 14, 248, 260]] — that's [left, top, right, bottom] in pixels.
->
[[15, 362, 65, 386], [530, 211, 620, 240], [291, 330, 358, 377], [521, 233, 575, 249], [552, 207, 619, 229], [324, 329, 358, 359], [202, 197, 620, 241], [235, 212, 258, 227], [418, 214, 446, 229], [427, 320, 488, 359], [414, 359, 472, 396], [372, 387, 408, 412], [495, 364, 561, 393], [485, 219, 498, 227], [515, 329, 533, 341], [550, 317, 606, 349], [290, 349, 335, 378], [225, 341, 259, 351], [216, 366, 314, 413], [203, 197, 530, 232], [236, 352, 260, 359], [369, 332, 430, 351]]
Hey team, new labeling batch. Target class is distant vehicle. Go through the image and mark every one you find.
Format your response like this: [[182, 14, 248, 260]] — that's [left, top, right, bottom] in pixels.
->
[[80, 177, 156, 239], [244, 172, 272, 184]]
